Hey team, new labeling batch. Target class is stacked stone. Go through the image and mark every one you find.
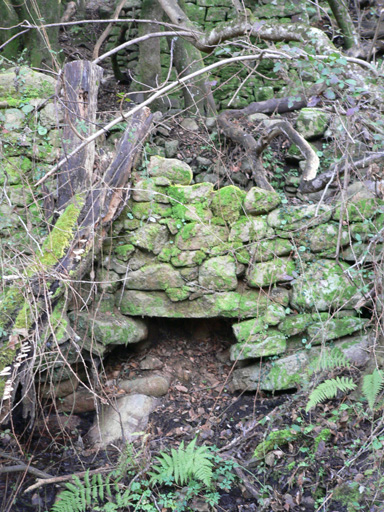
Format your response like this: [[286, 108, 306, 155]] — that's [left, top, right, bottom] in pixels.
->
[[93, 154, 383, 392], [0, 67, 60, 254]]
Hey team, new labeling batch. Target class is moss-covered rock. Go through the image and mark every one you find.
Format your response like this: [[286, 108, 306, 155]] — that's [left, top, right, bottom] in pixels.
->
[[229, 216, 271, 243], [165, 286, 190, 302], [131, 177, 170, 203], [129, 201, 172, 220], [147, 155, 193, 185], [96, 268, 120, 294], [307, 316, 369, 344], [118, 287, 289, 318], [167, 183, 214, 204], [248, 257, 296, 287], [0, 156, 32, 185], [249, 238, 293, 262], [278, 312, 331, 336], [176, 222, 228, 251], [127, 224, 169, 254], [290, 259, 363, 311], [307, 223, 350, 252], [123, 263, 184, 291], [231, 351, 309, 391], [267, 204, 332, 232], [171, 250, 206, 267], [114, 243, 136, 261], [211, 185, 246, 224], [230, 330, 287, 360], [0, 66, 56, 99], [69, 310, 148, 348], [244, 187, 281, 214], [296, 108, 330, 140], [198, 255, 238, 291], [333, 194, 383, 222]]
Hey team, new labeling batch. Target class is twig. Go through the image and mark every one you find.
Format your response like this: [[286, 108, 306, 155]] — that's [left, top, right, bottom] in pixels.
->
[[24, 466, 112, 494], [0, 464, 52, 479]]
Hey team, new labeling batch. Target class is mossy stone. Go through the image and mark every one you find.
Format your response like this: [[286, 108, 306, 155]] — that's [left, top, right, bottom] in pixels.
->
[[296, 108, 330, 140], [244, 187, 281, 214], [127, 224, 169, 254], [118, 287, 289, 318], [147, 155, 193, 185], [333, 196, 383, 222], [249, 238, 293, 262], [114, 244, 136, 261], [123, 263, 184, 291], [229, 216, 271, 243], [165, 287, 190, 302], [290, 259, 363, 311], [96, 268, 120, 294], [307, 223, 350, 252], [230, 330, 287, 360], [171, 250, 206, 267], [131, 177, 170, 203], [211, 186, 246, 224], [198, 255, 238, 292], [267, 204, 332, 232], [167, 183, 214, 204], [278, 313, 330, 336], [248, 257, 296, 287], [176, 222, 228, 251], [307, 316, 369, 344]]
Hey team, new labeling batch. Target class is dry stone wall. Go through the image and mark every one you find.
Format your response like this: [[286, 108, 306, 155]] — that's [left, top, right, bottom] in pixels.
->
[[90, 154, 383, 392]]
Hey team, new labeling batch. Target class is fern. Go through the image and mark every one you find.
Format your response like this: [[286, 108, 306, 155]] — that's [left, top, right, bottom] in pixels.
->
[[306, 377, 357, 412], [149, 438, 214, 487], [314, 348, 350, 372], [51, 470, 127, 512], [362, 369, 384, 410]]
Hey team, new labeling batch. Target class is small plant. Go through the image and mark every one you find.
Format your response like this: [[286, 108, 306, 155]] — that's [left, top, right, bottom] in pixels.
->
[[306, 376, 357, 412], [149, 437, 214, 487], [362, 369, 384, 410]]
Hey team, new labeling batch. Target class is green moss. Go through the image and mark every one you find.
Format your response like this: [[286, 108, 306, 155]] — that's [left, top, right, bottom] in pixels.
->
[[158, 246, 180, 263], [253, 428, 300, 460], [39, 200, 83, 267], [211, 186, 246, 224], [165, 286, 190, 302], [313, 428, 332, 453], [114, 244, 135, 261], [0, 287, 25, 330], [14, 302, 32, 330], [130, 201, 172, 220]]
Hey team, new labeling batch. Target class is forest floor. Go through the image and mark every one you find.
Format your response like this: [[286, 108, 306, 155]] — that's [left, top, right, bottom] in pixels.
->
[[1, 319, 383, 512]]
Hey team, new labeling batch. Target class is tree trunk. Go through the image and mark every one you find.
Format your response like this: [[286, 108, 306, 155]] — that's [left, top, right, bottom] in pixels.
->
[[326, 0, 360, 51], [0, 61, 153, 424]]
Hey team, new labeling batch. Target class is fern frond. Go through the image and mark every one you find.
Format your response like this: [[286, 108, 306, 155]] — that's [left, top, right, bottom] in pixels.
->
[[149, 439, 214, 487], [315, 348, 350, 372], [363, 369, 384, 410], [306, 377, 356, 412]]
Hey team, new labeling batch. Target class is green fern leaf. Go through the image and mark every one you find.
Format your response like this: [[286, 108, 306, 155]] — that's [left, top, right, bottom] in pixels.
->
[[306, 376, 356, 412], [363, 369, 384, 410]]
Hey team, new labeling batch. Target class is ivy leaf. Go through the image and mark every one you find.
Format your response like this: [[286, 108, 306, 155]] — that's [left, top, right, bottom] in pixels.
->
[[324, 89, 336, 100]]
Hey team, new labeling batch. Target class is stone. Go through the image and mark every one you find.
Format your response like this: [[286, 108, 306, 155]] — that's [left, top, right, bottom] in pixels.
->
[[254, 86, 274, 102], [140, 356, 163, 370], [296, 108, 330, 140], [128, 250, 156, 271], [180, 118, 199, 131], [127, 224, 169, 254], [267, 204, 332, 232], [124, 263, 184, 291], [307, 223, 350, 252], [164, 139, 179, 158], [290, 259, 364, 312], [230, 330, 287, 360], [119, 375, 170, 397], [147, 155, 193, 185], [131, 177, 170, 203], [70, 310, 148, 347], [129, 201, 172, 220], [231, 351, 309, 391], [39, 374, 80, 400], [114, 243, 136, 262], [96, 268, 120, 293], [333, 189, 383, 222], [86, 394, 157, 447], [249, 238, 293, 262], [307, 317, 369, 344], [3, 108, 25, 130], [165, 287, 190, 302], [0, 67, 56, 99], [176, 222, 229, 251], [0, 156, 31, 185], [233, 308, 286, 344], [170, 250, 206, 267], [278, 313, 331, 336], [247, 257, 296, 287], [39, 102, 63, 125], [118, 287, 289, 318], [198, 255, 238, 292], [247, 113, 269, 123], [57, 388, 96, 413], [211, 186, 246, 224], [229, 216, 271, 243], [168, 183, 214, 204], [243, 186, 281, 214]]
